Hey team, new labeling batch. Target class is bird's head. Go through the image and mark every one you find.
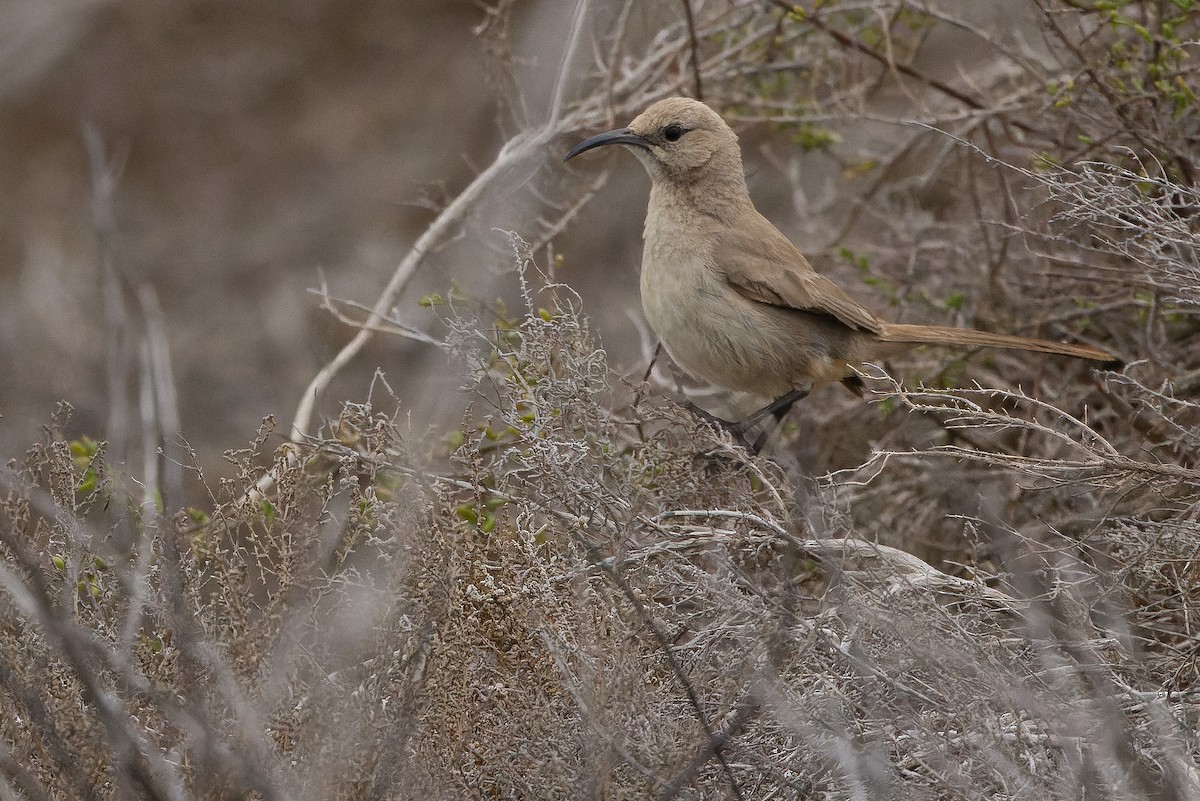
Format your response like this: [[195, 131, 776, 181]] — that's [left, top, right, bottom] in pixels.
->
[[565, 97, 742, 183]]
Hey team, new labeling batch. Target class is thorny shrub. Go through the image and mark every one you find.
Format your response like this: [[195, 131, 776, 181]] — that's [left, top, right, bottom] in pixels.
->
[[3, 0, 1200, 799], [3, 235, 1199, 798]]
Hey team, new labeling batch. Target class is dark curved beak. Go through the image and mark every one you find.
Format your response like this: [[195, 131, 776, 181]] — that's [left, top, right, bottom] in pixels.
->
[[563, 128, 651, 162]]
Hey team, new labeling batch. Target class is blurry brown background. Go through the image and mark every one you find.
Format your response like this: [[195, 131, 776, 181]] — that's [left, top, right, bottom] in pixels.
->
[[0, 1, 542, 473]]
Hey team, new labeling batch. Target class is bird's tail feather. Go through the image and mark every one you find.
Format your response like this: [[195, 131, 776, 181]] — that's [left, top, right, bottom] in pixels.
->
[[878, 322, 1115, 363]]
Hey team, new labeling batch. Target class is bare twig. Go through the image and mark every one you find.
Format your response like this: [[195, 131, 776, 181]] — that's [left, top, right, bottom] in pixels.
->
[[679, 0, 704, 100]]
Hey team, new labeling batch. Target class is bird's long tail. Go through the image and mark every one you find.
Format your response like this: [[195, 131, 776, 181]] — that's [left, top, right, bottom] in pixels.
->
[[878, 322, 1115, 363]]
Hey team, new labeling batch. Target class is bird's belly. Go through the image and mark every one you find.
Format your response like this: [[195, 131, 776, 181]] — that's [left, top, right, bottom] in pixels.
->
[[640, 258, 814, 398]]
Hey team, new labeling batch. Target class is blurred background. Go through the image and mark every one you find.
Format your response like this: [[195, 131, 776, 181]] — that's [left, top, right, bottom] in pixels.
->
[[1, 0, 521, 478]]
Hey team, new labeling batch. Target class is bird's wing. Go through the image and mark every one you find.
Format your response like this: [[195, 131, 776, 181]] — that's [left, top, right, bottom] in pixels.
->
[[716, 222, 883, 334]]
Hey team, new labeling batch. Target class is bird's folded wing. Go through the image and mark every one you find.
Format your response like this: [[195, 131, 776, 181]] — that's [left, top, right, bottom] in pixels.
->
[[716, 228, 883, 334]]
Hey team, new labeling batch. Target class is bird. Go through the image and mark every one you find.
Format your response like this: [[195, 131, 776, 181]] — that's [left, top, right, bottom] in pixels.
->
[[565, 97, 1114, 445]]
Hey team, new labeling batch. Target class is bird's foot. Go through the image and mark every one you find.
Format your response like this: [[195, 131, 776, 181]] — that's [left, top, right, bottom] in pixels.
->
[[681, 388, 810, 454], [680, 400, 762, 452], [737, 388, 810, 432]]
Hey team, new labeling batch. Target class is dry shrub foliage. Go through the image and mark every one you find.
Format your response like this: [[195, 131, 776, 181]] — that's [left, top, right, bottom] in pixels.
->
[[4, 250, 1199, 799], [3, 0, 1200, 799]]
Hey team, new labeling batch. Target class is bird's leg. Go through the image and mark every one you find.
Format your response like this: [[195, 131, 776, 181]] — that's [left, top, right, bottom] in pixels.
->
[[680, 400, 761, 451], [740, 389, 809, 452], [680, 399, 737, 432], [732, 388, 809, 435], [681, 388, 809, 453]]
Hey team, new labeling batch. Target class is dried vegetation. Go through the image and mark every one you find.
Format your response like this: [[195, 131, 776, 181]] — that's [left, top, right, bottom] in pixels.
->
[[3, 0, 1200, 798]]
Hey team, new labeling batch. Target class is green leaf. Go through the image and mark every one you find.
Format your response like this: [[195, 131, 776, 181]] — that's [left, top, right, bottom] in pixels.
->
[[69, 435, 100, 460], [186, 507, 210, 525], [260, 500, 276, 527], [418, 293, 445, 307], [790, 124, 841, 153]]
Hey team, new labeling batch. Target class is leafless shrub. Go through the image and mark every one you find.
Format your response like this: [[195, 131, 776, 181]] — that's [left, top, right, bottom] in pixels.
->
[[3, 1, 1199, 799], [1037, 159, 1200, 306], [5, 242, 1200, 798]]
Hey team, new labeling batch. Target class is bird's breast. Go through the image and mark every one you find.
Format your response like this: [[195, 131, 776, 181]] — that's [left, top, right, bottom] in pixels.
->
[[640, 229, 798, 398], [638, 201, 858, 396]]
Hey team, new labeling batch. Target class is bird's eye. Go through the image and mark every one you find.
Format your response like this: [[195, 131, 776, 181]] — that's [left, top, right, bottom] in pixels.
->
[[662, 124, 685, 142]]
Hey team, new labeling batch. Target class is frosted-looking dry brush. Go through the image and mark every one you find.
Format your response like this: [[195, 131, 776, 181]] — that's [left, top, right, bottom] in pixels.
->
[[1, 2, 1198, 800]]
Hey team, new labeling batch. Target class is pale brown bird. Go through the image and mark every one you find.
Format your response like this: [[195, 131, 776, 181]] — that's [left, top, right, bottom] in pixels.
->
[[565, 97, 1114, 442]]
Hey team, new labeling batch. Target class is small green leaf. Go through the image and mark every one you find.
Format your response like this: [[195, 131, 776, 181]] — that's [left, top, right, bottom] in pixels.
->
[[419, 293, 445, 307], [69, 436, 100, 460], [260, 500, 276, 526], [843, 159, 878, 177], [1032, 152, 1059, 171], [790, 124, 841, 152], [79, 573, 101, 600]]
